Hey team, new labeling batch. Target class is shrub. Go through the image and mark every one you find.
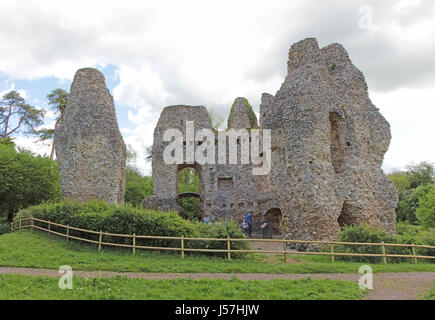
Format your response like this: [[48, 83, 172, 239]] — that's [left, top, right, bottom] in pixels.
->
[[178, 197, 202, 221], [0, 221, 10, 235], [14, 200, 249, 258], [334, 224, 434, 263]]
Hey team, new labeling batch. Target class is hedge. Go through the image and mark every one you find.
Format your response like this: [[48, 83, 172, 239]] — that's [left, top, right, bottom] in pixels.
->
[[14, 200, 250, 258], [333, 224, 435, 263]]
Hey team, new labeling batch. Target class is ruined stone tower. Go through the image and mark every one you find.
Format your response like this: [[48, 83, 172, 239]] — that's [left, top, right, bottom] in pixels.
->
[[55, 68, 127, 204], [262, 38, 398, 244], [143, 101, 280, 233]]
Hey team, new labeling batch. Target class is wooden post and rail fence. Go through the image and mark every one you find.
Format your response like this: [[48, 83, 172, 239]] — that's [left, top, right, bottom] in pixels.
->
[[10, 217, 435, 264]]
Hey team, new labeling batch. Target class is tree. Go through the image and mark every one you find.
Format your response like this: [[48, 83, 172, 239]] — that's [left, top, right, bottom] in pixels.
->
[[396, 184, 434, 224], [208, 108, 225, 131], [406, 161, 435, 188], [34, 89, 69, 160], [415, 186, 435, 228], [0, 143, 60, 221], [388, 170, 411, 195], [124, 166, 153, 207], [0, 90, 45, 139], [145, 145, 152, 162]]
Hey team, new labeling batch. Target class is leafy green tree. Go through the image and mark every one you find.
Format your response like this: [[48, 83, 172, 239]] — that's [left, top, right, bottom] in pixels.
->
[[415, 186, 435, 228], [208, 108, 225, 131], [388, 170, 411, 195], [406, 161, 434, 188], [0, 91, 45, 139], [389, 162, 434, 224], [34, 89, 69, 160], [396, 184, 434, 224], [125, 167, 153, 207], [0, 143, 60, 221], [177, 168, 201, 221]]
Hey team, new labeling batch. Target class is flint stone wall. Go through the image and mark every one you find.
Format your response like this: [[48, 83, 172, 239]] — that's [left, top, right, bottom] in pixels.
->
[[262, 38, 398, 246], [55, 68, 127, 204]]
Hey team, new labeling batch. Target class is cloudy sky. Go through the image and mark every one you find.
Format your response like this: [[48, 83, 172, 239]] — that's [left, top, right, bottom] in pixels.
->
[[1, 0, 434, 174]]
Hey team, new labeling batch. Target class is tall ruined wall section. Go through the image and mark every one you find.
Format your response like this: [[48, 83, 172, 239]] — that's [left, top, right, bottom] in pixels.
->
[[262, 38, 398, 244], [55, 68, 127, 204], [143, 102, 279, 231]]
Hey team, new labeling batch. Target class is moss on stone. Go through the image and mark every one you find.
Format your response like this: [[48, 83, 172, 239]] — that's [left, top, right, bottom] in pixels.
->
[[227, 97, 258, 129]]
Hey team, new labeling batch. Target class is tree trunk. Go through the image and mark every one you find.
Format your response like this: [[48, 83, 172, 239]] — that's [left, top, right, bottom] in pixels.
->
[[50, 119, 60, 160]]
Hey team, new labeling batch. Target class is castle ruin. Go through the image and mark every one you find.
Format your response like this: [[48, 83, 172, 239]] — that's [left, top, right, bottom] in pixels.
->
[[55, 38, 398, 243], [143, 38, 398, 242]]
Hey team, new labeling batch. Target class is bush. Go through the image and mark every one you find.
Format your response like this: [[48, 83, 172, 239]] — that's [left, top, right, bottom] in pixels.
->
[[334, 224, 434, 263], [14, 200, 250, 258], [395, 222, 435, 261], [0, 221, 10, 235], [178, 197, 202, 221], [0, 143, 61, 220]]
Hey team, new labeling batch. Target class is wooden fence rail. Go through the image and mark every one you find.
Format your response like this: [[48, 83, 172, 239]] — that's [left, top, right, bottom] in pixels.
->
[[10, 217, 435, 264]]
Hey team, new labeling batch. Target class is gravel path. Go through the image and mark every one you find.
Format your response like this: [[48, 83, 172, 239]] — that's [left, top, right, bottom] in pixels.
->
[[0, 267, 433, 300]]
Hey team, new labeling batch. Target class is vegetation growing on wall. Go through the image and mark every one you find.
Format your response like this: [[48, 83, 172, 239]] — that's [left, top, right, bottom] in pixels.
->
[[227, 98, 258, 129]]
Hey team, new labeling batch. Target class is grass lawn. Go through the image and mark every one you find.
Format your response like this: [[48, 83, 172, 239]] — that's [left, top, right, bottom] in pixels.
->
[[0, 274, 366, 300], [0, 231, 434, 274], [426, 282, 435, 300]]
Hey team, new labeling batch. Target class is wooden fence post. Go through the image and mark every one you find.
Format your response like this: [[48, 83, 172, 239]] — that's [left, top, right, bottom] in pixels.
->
[[227, 236, 231, 260], [411, 245, 417, 264], [181, 235, 184, 259], [31, 217, 34, 232], [133, 233, 136, 256], [381, 241, 387, 264], [330, 243, 335, 263], [19, 219, 21, 230], [98, 230, 102, 252], [10, 221, 13, 232], [48, 220, 51, 234], [283, 239, 287, 263], [66, 225, 69, 242]]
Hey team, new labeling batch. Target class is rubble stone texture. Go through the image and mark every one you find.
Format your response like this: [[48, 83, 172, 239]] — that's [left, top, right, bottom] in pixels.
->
[[143, 104, 280, 233], [228, 97, 259, 129], [55, 68, 127, 204], [262, 38, 398, 246]]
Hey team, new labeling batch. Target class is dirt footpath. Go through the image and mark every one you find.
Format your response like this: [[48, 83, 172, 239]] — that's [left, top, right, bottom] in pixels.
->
[[0, 267, 433, 300]]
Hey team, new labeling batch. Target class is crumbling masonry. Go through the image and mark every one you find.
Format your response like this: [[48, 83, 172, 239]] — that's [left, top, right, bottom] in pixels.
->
[[55, 38, 398, 243], [143, 38, 398, 242]]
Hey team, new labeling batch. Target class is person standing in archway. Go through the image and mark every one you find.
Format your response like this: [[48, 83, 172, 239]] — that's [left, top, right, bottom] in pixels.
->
[[246, 211, 253, 237]]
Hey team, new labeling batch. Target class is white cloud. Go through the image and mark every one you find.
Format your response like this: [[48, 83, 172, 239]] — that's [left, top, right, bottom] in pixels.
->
[[13, 136, 52, 157], [371, 87, 435, 171], [1, 0, 435, 175]]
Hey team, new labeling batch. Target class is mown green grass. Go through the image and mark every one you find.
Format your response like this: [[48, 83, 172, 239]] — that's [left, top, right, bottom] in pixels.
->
[[0, 231, 434, 274], [0, 274, 366, 300], [425, 282, 435, 300]]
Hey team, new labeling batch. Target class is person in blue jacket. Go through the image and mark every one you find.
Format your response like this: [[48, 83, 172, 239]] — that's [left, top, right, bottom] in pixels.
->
[[246, 211, 253, 237]]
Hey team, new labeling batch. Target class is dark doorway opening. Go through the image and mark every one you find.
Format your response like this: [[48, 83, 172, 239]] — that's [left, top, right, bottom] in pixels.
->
[[264, 208, 282, 235]]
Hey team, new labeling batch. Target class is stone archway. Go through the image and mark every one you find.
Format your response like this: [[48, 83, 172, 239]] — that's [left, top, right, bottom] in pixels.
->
[[177, 164, 203, 221], [264, 208, 282, 235]]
